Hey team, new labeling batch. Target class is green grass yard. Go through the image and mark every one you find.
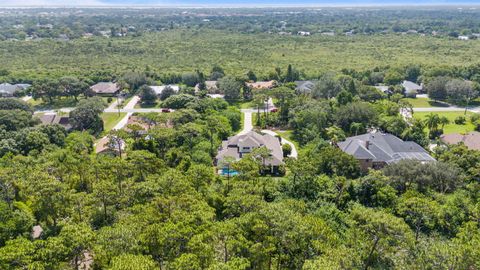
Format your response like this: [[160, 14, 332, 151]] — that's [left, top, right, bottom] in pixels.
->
[[413, 111, 476, 134], [28, 96, 114, 110], [402, 98, 450, 108], [101, 112, 127, 133]]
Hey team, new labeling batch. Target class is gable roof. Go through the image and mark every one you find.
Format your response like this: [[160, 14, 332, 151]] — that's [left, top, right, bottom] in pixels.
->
[[0, 83, 21, 96], [37, 113, 72, 130], [440, 131, 480, 150], [246, 80, 277, 90], [402, 80, 422, 92], [90, 82, 120, 94], [295, 80, 315, 93], [216, 131, 284, 166], [338, 132, 435, 164]]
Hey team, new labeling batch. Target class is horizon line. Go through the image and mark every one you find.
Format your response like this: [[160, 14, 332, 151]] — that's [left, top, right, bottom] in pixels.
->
[[1, 4, 480, 8]]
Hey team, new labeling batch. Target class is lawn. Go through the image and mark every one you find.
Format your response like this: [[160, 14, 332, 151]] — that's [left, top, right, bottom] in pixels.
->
[[28, 96, 114, 110], [413, 111, 476, 134], [29, 97, 79, 110], [402, 98, 450, 108], [101, 112, 127, 133]]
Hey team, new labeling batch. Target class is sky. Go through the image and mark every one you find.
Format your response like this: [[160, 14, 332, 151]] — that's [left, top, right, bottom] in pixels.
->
[[0, 0, 479, 7]]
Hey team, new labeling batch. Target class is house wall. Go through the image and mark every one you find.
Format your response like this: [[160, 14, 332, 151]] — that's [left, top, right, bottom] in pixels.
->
[[358, 159, 373, 172]]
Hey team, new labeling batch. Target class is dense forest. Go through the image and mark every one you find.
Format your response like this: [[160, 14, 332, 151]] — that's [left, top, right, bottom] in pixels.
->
[[0, 6, 480, 270]]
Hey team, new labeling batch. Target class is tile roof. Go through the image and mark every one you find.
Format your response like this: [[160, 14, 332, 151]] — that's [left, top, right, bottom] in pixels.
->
[[440, 131, 480, 150], [246, 80, 277, 90]]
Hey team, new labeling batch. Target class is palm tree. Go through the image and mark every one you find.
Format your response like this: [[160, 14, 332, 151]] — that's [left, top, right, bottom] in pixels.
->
[[424, 113, 441, 138], [423, 113, 440, 132], [439, 116, 450, 130]]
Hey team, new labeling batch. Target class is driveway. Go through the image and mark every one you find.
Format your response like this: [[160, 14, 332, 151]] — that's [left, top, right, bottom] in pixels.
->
[[21, 96, 32, 102], [124, 95, 140, 110], [113, 112, 132, 130], [240, 109, 253, 135]]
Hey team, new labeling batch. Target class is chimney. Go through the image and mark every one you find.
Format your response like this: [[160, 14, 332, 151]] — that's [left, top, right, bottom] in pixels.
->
[[365, 140, 370, 150]]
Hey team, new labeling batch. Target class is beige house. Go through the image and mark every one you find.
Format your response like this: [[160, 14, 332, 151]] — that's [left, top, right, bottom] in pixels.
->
[[90, 82, 120, 96], [215, 131, 284, 174], [440, 131, 480, 150]]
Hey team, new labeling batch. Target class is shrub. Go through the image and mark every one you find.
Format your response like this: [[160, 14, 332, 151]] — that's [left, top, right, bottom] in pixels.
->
[[282, 143, 292, 157], [454, 116, 466, 125], [470, 114, 480, 124]]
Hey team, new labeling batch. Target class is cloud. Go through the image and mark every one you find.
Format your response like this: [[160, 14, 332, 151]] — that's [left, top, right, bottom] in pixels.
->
[[0, 0, 106, 6]]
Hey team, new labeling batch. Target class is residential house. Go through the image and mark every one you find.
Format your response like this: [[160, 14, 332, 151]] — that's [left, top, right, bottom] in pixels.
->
[[440, 131, 480, 151], [150, 85, 180, 96], [95, 136, 125, 156], [294, 80, 315, 94], [298, 31, 311, 36], [90, 82, 120, 96], [215, 131, 284, 174], [338, 132, 435, 171], [0, 83, 30, 97], [37, 113, 72, 130], [246, 80, 277, 90], [195, 81, 218, 93], [123, 115, 156, 135], [402, 80, 423, 97], [374, 85, 391, 95], [0, 83, 20, 97], [207, 94, 225, 99]]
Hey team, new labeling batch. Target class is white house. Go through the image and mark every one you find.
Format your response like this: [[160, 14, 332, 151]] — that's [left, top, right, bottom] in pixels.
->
[[150, 85, 180, 96]]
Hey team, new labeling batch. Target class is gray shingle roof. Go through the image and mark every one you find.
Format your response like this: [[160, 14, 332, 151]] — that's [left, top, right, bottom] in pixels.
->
[[338, 132, 435, 164], [216, 131, 284, 166], [402, 80, 422, 92], [0, 83, 21, 96], [295, 80, 315, 94]]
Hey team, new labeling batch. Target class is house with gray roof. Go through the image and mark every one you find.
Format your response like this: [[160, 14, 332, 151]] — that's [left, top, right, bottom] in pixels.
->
[[402, 80, 423, 97], [37, 113, 72, 130], [90, 82, 120, 96], [0, 83, 27, 97], [338, 132, 435, 171], [295, 80, 315, 94], [215, 131, 284, 174]]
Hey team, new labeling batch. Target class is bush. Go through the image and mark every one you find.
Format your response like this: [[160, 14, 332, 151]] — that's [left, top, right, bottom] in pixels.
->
[[470, 114, 480, 124], [282, 143, 292, 157], [454, 116, 466, 125], [139, 85, 157, 105], [107, 97, 113, 104], [162, 94, 197, 109]]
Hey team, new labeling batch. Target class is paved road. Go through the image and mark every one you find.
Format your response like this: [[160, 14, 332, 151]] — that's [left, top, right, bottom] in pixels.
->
[[113, 112, 133, 130], [109, 96, 140, 131], [124, 96, 140, 110], [106, 97, 124, 111], [21, 96, 32, 102]]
